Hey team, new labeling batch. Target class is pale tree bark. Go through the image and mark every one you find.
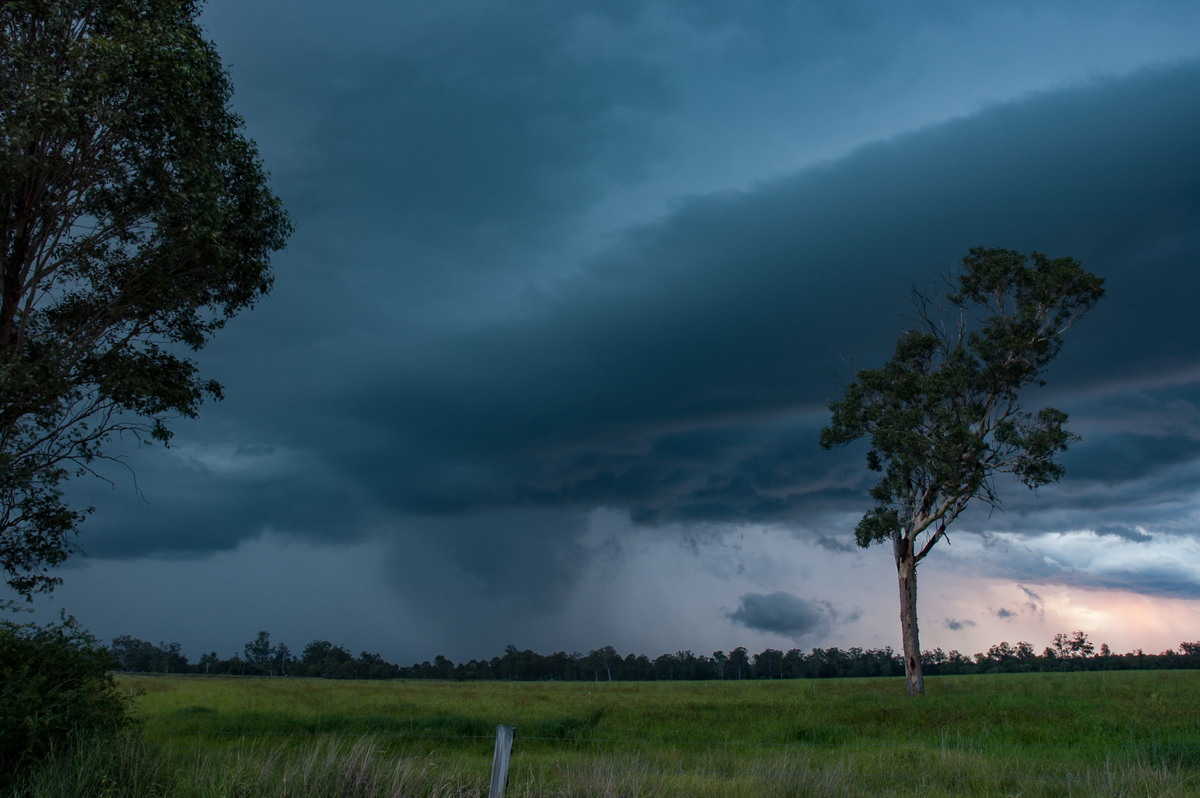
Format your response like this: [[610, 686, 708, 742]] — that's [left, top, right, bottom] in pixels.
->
[[894, 532, 924, 696]]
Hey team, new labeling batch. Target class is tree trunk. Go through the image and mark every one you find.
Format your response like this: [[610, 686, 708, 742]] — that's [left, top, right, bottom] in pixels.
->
[[894, 533, 925, 696]]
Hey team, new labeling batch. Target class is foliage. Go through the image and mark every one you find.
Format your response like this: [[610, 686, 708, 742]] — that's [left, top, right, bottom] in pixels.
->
[[820, 247, 1104, 694], [0, 614, 130, 784], [243, 629, 275, 672], [0, 0, 291, 596], [821, 248, 1105, 549], [110, 634, 187, 673]]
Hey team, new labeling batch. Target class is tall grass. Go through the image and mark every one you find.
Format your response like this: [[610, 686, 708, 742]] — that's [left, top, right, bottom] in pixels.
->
[[10, 670, 1200, 796], [9, 733, 481, 798]]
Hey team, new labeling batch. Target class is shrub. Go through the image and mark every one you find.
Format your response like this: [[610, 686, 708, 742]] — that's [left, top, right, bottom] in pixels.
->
[[0, 613, 130, 783]]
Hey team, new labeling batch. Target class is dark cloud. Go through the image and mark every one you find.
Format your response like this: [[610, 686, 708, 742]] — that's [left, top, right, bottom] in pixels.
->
[[1095, 525, 1153, 543], [323, 61, 1200, 530], [728, 592, 842, 639], [1086, 571, 1200, 599], [917, 378, 1200, 546], [379, 509, 594, 618], [66, 435, 375, 560], [997, 608, 1015, 619], [32, 2, 1200, 663], [945, 618, 977, 631], [998, 564, 1200, 601], [941, 533, 1200, 601], [1062, 434, 1200, 486], [71, 61, 1200, 580], [815, 535, 856, 554], [1019, 587, 1046, 617]]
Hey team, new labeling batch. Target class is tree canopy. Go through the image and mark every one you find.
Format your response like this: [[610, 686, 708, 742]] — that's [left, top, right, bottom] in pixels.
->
[[0, 0, 291, 595], [820, 247, 1104, 695]]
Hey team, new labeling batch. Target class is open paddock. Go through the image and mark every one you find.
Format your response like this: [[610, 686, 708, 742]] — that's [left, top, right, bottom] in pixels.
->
[[18, 670, 1200, 796]]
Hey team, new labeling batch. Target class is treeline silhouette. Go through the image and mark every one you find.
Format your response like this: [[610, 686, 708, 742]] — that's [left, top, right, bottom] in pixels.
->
[[109, 631, 1200, 680]]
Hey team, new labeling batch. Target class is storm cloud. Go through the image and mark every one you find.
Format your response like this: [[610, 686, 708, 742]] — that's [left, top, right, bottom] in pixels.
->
[[78, 61, 1200, 555], [729, 592, 844, 640], [17, 0, 1200, 664]]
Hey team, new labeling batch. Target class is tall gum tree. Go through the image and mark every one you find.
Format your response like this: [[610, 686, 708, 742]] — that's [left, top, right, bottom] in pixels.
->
[[0, 0, 291, 595], [820, 247, 1104, 696]]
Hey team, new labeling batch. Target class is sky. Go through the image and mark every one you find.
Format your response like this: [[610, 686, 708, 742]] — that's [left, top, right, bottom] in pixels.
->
[[11, 0, 1200, 666]]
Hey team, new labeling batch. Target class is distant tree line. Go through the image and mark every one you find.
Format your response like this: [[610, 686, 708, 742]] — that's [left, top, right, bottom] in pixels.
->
[[107, 631, 1200, 681]]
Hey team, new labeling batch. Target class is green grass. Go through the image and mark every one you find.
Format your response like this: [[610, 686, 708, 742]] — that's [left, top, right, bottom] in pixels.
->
[[12, 670, 1200, 796]]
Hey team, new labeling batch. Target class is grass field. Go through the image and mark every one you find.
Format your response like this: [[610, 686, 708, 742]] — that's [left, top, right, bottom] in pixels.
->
[[13, 670, 1200, 796]]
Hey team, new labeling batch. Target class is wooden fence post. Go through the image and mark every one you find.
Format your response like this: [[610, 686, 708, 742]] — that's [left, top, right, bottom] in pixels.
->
[[490, 724, 514, 797]]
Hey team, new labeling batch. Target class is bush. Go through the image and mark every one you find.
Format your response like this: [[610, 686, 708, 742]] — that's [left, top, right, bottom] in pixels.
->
[[0, 614, 130, 783]]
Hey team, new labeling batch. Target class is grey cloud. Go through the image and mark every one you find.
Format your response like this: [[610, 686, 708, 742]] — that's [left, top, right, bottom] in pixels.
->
[[1019, 586, 1045, 616], [66, 429, 376, 561], [60, 38, 1200, 652], [815, 535, 856, 553], [76, 61, 1200, 573], [945, 618, 977, 631], [728, 591, 843, 639], [937, 387, 1200, 539], [997, 608, 1015, 618], [1026, 568, 1200, 600], [944, 532, 1200, 600], [1088, 571, 1200, 599], [947, 460, 1199, 545], [1062, 433, 1200, 486], [379, 509, 593, 618], [1095, 525, 1153, 543], [1022, 384, 1200, 519], [329, 62, 1200, 525]]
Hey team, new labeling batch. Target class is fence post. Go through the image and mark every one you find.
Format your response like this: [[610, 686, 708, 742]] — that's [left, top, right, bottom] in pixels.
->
[[490, 724, 514, 797]]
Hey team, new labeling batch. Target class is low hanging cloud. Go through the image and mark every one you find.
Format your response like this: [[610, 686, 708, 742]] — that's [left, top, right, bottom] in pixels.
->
[[728, 591, 849, 639], [1095, 525, 1153, 543], [75, 61, 1200, 575], [305, 59, 1200, 538]]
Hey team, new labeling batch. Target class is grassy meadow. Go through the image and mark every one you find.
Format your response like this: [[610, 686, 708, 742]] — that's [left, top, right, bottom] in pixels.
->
[[13, 670, 1200, 797]]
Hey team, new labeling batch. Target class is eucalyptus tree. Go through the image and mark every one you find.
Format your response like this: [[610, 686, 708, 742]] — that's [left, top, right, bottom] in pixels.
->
[[243, 630, 275, 674], [820, 247, 1103, 695], [0, 0, 291, 595]]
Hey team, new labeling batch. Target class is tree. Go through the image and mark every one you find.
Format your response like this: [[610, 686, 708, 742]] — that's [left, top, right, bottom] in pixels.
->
[[1, 614, 128, 784], [273, 643, 291, 677], [298, 639, 354, 678], [0, 0, 291, 595], [109, 634, 185, 672], [587, 645, 618, 681], [243, 630, 275, 674], [198, 650, 219, 674], [727, 646, 749, 680], [712, 650, 727, 679], [820, 247, 1103, 695], [754, 648, 784, 679], [1052, 630, 1094, 659]]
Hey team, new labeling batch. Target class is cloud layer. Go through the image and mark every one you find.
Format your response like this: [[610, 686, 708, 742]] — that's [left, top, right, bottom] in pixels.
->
[[19, 0, 1200, 662], [729, 592, 851, 640]]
